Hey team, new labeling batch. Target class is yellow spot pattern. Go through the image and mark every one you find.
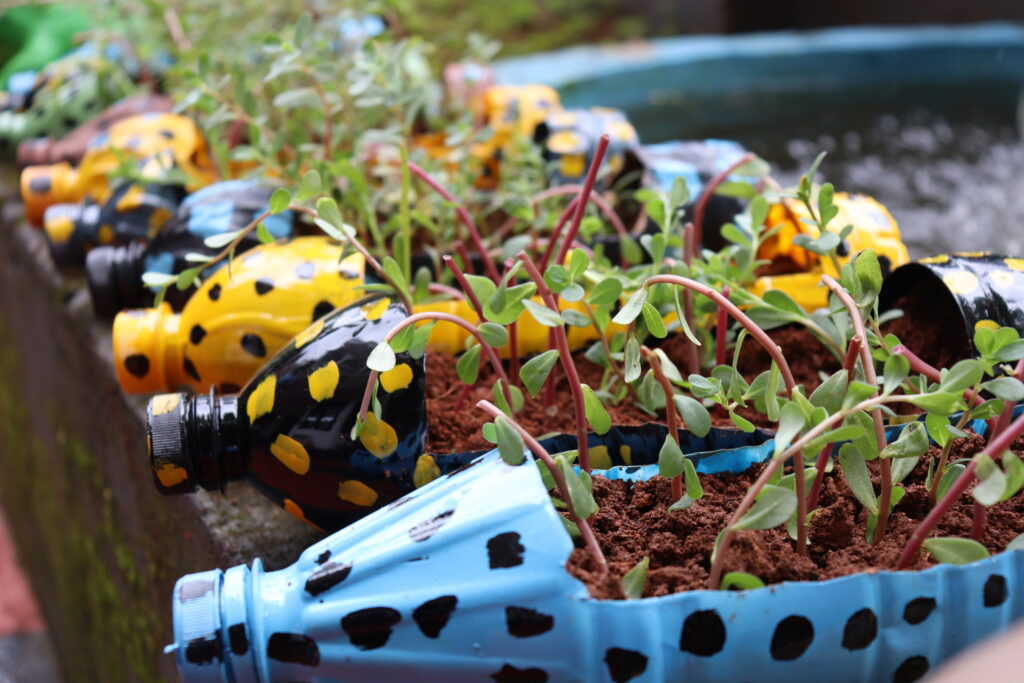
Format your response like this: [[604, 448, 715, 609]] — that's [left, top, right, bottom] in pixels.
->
[[154, 463, 188, 488], [942, 270, 979, 296], [283, 498, 323, 530], [151, 393, 181, 416], [359, 412, 399, 458], [380, 363, 413, 393], [1005, 258, 1024, 272], [293, 320, 324, 349], [337, 480, 379, 506], [413, 454, 441, 488], [270, 433, 311, 475], [246, 375, 276, 422], [559, 154, 585, 179], [955, 251, 989, 258], [919, 254, 949, 264], [975, 319, 1000, 332], [307, 361, 339, 402], [589, 445, 612, 470], [46, 215, 74, 243], [991, 270, 1016, 289], [97, 224, 115, 244], [361, 297, 391, 321], [619, 445, 632, 465]]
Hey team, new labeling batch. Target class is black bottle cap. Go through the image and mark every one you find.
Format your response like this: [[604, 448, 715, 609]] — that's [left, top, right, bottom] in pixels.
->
[[86, 241, 147, 319]]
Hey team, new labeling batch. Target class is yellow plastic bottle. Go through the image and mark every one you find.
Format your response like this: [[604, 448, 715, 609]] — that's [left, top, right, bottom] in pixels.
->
[[113, 236, 366, 394], [749, 193, 910, 311], [20, 112, 217, 225]]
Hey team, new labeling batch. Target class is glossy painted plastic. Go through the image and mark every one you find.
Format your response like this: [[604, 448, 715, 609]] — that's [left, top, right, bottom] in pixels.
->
[[43, 181, 183, 268], [880, 253, 1024, 356], [748, 193, 910, 311], [535, 106, 641, 188], [0, 46, 136, 157], [471, 83, 561, 186], [17, 93, 174, 166], [19, 112, 217, 225], [147, 295, 439, 531], [167, 417, 1021, 683], [113, 236, 365, 395], [86, 180, 294, 317]]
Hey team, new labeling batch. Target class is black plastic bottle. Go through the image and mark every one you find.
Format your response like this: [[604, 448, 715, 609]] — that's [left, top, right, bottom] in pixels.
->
[[86, 179, 294, 317], [43, 181, 183, 268], [145, 295, 464, 532]]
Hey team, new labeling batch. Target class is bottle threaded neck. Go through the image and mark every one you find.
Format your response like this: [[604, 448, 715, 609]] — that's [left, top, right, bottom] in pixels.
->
[[148, 389, 244, 495], [86, 241, 147, 318]]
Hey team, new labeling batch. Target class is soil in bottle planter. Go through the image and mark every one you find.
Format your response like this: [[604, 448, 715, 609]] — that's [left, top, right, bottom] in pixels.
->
[[112, 236, 365, 395], [86, 180, 294, 316], [19, 112, 216, 225], [147, 295, 435, 531], [42, 181, 183, 268], [16, 93, 174, 166]]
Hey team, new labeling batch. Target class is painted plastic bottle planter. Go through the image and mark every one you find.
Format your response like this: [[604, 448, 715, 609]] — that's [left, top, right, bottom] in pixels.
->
[[0, 45, 137, 156], [880, 253, 1024, 361], [535, 106, 641, 189], [113, 236, 366, 395], [167, 420, 1022, 683], [19, 112, 216, 225], [147, 294, 440, 532], [748, 193, 910, 311], [17, 92, 174, 166], [42, 181, 183, 268], [86, 180, 294, 317]]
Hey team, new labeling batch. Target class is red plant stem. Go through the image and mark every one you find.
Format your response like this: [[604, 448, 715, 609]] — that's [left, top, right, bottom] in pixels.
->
[[715, 285, 731, 367], [822, 275, 891, 544], [408, 161, 501, 282], [503, 257, 521, 387], [476, 400, 608, 572], [357, 312, 512, 422], [987, 359, 1024, 438], [970, 503, 988, 542], [518, 251, 592, 472], [794, 447, 808, 556], [454, 241, 476, 276], [643, 347, 683, 501], [892, 344, 985, 408], [898, 413, 1024, 568], [442, 255, 485, 317], [807, 335, 863, 509], [644, 275, 797, 394], [692, 152, 756, 249], [532, 184, 629, 243], [680, 222, 701, 375], [453, 381, 475, 412], [542, 135, 610, 271]]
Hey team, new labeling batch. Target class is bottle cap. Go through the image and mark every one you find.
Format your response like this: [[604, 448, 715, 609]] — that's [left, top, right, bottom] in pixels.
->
[[20, 162, 73, 226], [86, 242, 147, 318], [148, 393, 196, 495], [43, 203, 85, 268], [112, 303, 180, 394]]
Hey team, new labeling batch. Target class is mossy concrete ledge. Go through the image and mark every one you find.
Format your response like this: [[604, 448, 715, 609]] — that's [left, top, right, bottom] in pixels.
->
[[0, 189, 321, 682]]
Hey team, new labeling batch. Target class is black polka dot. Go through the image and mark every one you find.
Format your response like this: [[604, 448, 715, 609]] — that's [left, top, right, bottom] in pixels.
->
[[412, 595, 457, 638], [341, 607, 401, 650], [903, 597, 936, 625], [295, 261, 315, 279], [340, 267, 360, 280], [409, 509, 455, 542], [255, 278, 274, 295], [184, 636, 220, 664], [28, 177, 51, 195], [62, 116, 77, 130], [679, 609, 725, 657], [227, 624, 248, 655], [190, 324, 207, 344], [770, 615, 814, 661], [241, 334, 266, 357], [159, 129, 175, 139], [892, 655, 929, 682], [490, 664, 548, 682], [604, 647, 648, 682], [219, 383, 241, 394], [487, 532, 525, 569], [183, 357, 201, 382], [266, 632, 320, 666], [208, 283, 222, 301], [505, 606, 554, 638], [312, 300, 334, 322], [316, 550, 331, 564], [842, 608, 877, 650], [984, 574, 1008, 607], [124, 354, 150, 378], [304, 561, 353, 596]]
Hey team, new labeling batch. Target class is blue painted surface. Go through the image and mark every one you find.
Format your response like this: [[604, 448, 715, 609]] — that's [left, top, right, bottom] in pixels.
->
[[169, 412, 1024, 682]]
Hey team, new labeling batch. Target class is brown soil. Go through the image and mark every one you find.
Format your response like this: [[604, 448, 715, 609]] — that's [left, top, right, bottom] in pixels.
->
[[567, 432, 1024, 599], [424, 351, 656, 454], [882, 292, 970, 371]]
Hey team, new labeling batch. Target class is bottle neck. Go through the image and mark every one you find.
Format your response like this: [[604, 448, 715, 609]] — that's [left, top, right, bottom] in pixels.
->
[[180, 392, 245, 492]]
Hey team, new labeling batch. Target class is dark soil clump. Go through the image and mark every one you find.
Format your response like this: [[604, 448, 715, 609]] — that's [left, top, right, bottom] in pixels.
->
[[883, 290, 969, 371], [567, 432, 1024, 599]]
